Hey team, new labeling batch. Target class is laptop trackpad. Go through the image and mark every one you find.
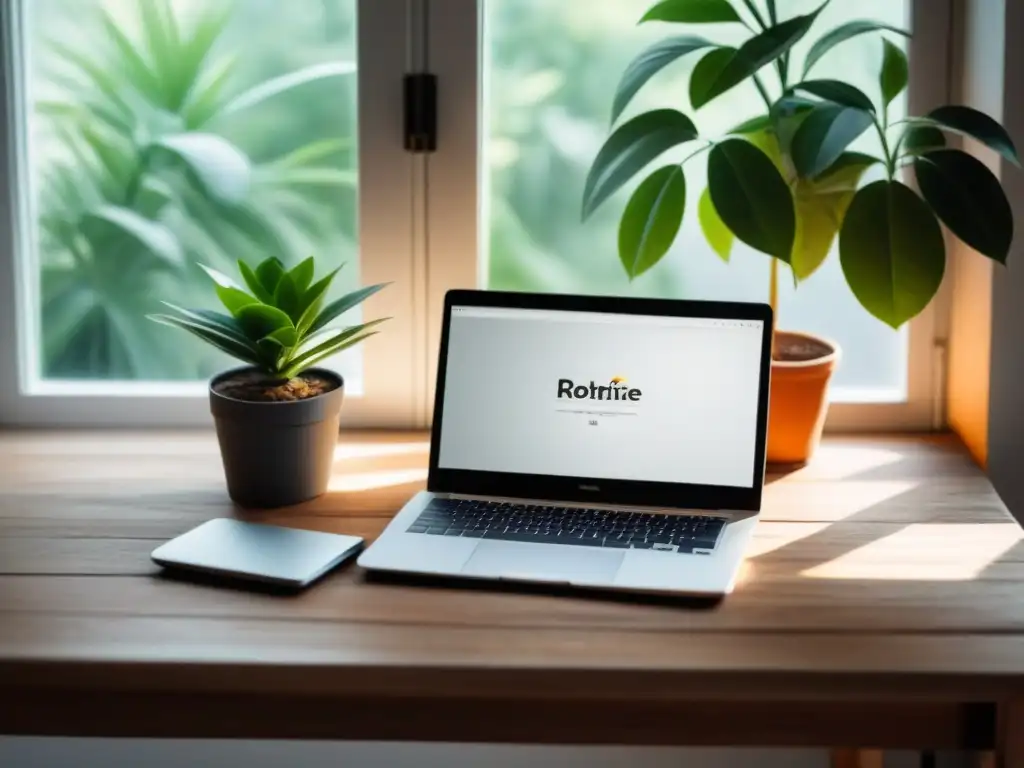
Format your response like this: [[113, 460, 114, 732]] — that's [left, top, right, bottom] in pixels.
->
[[461, 541, 624, 584]]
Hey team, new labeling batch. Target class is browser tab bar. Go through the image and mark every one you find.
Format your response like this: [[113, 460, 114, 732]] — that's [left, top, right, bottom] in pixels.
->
[[453, 305, 763, 331]]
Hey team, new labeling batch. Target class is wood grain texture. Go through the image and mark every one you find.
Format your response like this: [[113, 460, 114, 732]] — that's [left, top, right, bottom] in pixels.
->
[[997, 700, 1024, 768], [831, 749, 884, 768], [0, 430, 1022, 751]]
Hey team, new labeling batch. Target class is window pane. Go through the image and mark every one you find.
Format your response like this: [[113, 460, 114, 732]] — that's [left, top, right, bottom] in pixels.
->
[[28, 0, 360, 385], [483, 0, 910, 399]]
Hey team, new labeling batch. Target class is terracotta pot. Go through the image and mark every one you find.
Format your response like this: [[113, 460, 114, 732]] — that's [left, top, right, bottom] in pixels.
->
[[766, 330, 840, 467]]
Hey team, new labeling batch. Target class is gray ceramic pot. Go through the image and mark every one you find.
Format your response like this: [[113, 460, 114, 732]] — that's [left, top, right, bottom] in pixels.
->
[[209, 367, 344, 508]]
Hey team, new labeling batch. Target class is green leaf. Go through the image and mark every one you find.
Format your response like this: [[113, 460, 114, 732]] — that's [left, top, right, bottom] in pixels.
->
[[698, 187, 734, 262], [727, 114, 772, 135], [257, 337, 285, 370], [236, 304, 295, 341], [915, 149, 1014, 264], [794, 80, 876, 112], [198, 264, 261, 316], [259, 167, 358, 188], [288, 257, 316, 294], [255, 257, 287, 295], [789, 153, 878, 278], [263, 325, 299, 349], [81, 205, 184, 269], [138, 0, 180, 102], [137, 177, 175, 218], [296, 267, 343, 336], [582, 109, 698, 220], [901, 126, 946, 157], [100, 10, 163, 102], [803, 20, 910, 77], [839, 180, 946, 328], [152, 133, 252, 204], [159, 302, 253, 346], [148, 314, 260, 365], [690, 48, 736, 110], [611, 36, 716, 124], [765, 0, 778, 24], [618, 165, 687, 279], [219, 62, 356, 117], [707, 138, 795, 261], [308, 283, 390, 336], [283, 333, 379, 379], [924, 106, 1021, 167], [282, 319, 389, 378], [769, 95, 816, 156], [273, 273, 302, 322], [791, 179, 857, 280], [198, 263, 242, 290], [640, 0, 742, 23], [45, 40, 133, 118], [791, 104, 874, 178], [745, 127, 786, 173], [180, 4, 232, 95], [812, 151, 881, 190], [267, 139, 351, 169], [79, 123, 135, 186], [216, 286, 261, 316], [689, 4, 828, 109], [238, 260, 273, 303], [183, 54, 238, 128], [880, 39, 908, 109]]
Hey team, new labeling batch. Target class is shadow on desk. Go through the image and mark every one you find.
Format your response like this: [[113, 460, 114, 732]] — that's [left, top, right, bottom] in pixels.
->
[[363, 569, 724, 610], [153, 564, 723, 609]]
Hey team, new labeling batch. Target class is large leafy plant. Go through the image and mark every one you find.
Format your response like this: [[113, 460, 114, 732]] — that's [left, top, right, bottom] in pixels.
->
[[39, 0, 356, 378], [582, 0, 1018, 329], [149, 257, 387, 380]]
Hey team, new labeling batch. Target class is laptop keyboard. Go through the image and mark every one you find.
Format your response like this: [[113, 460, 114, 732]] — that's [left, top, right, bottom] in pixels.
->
[[406, 498, 727, 554]]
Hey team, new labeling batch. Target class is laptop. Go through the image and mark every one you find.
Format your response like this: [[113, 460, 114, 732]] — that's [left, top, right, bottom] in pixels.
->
[[358, 290, 773, 597]]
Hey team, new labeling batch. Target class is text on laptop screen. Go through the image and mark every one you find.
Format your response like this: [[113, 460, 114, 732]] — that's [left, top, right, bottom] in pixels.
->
[[437, 306, 765, 489]]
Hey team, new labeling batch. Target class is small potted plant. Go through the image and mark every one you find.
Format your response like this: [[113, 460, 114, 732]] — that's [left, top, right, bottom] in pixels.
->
[[583, 0, 1017, 464], [150, 257, 388, 507]]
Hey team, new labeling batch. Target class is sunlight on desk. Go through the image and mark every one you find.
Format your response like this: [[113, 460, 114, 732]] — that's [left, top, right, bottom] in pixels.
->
[[328, 468, 429, 492], [744, 523, 835, 558], [776, 445, 905, 481], [763, 481, 919, 522], [333, 441, 431, 461], [800, 524, 1024, 581]]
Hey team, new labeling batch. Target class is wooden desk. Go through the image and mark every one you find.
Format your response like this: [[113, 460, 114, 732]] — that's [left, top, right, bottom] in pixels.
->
[[2, 431, 1024, 764]]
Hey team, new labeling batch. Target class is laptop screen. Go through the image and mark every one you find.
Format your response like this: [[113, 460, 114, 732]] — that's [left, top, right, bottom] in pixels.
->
[[437, 305, 766, 489]]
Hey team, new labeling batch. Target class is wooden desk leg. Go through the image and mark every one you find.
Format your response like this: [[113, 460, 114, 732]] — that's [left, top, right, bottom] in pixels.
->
[[994, 700, 1024, 768], [831, 749, 883, 768]]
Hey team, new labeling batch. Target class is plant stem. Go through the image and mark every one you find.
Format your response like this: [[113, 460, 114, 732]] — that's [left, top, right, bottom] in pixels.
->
[[753, 74, 773, 110], [739, 0, 769, 30], [874, 117, 896, 180], [681, 142, 713, 166]]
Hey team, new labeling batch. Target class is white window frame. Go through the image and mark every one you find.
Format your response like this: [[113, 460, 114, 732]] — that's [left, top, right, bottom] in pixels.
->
[[422, 0, 956, 433], [0, 0, 419, 428]]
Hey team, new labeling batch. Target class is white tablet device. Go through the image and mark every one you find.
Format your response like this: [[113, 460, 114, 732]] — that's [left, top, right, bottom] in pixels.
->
[[151, 518, 364, 588]]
